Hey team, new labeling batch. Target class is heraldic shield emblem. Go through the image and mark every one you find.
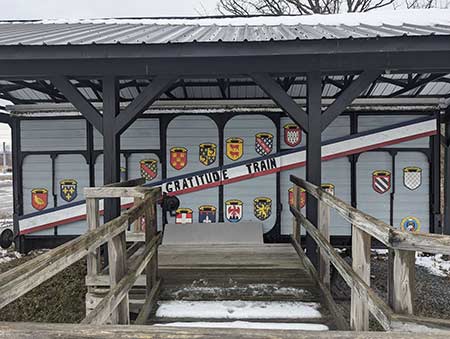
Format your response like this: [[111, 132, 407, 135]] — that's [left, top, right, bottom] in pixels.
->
[[170, 147, 188, 170], [372, 170, 391, 194], [403, 167, 422, 191], [400, 216, 421, 233], [321, 183, 335, 196], [60, 179, 78, 202], [225, 199, 243, 223], [226, 138, 243, 161], [254, 197, 272, 221], [199, 205, 217, 223], [199, 143, 217, 166], [140, 159, 158, 181], [31, 188, 48, 211], [288, 187, 306, 208], [255, 132, 274, 156], [175, 208, 193, 224], [284, 123, 301, 147]]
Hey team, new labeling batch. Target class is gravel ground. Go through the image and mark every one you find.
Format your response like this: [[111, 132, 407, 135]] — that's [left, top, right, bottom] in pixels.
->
[[0, 250, 86, 323], [331, 251, 450, 330]]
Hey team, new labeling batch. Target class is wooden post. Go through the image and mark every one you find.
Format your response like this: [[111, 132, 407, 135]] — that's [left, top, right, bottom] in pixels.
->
[[86, 198, 100, 277], [350, 225, 371, 331], [292, 186, 301, 244], [318, 201, 330, 289], [133, 197, 143, 233], [108, 230, 129, 324], [388, 249, 415, 315], [145, 199, 158, 294]]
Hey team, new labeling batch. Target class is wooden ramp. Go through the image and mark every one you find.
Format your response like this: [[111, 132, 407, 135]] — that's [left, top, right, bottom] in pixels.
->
[[139, 244, 336, 330]]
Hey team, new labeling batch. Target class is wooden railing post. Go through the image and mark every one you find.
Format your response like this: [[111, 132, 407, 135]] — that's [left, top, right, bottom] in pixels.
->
[[292, 186, 301, 244], [145, 198, 158, 295], [133, 197, 143, 233], [350, 225, 371, 331], [318, 201, 330, 289], [108, 227, 129, 324], [388, 249, 415, 315], [86, 198, 100, 278]]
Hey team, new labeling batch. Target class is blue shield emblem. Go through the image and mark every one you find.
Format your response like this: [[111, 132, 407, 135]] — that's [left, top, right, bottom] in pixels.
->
[[199, 205, 217, 223], [60, 179, 78, 202]]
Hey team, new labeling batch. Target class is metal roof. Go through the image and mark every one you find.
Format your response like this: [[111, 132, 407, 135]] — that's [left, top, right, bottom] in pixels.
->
[[0, 9, 449, 45]]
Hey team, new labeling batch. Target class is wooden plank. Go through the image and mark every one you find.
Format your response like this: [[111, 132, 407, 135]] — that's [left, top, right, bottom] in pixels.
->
[[103, 178, 145, 188], [84, 186, 159, 199], [145, 202, 158, 297], [350, 225, 371, 331], [388, 249, 415, 315], [292, 186, 301, 244], [126, 232, 145, 242], [107, 231, 129, 324], [132, 197, 143, 233], [86, 198, 100, 278], [134, 279, 161, 325], [290, 205, 394, 330], [318, 201, 330, 289], [290, 176, 450, 255], [82, 233, 161, 325], [2, 322, 450, 339], [291, 238, 349, 331]]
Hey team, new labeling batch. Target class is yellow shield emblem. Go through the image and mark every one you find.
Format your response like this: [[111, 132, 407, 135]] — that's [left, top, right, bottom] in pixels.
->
[[199, 143, 217, 166], [226, 137, 244, 161], [254, 197, 272, 221]]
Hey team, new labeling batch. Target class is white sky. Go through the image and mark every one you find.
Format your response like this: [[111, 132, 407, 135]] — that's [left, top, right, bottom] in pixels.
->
[[0, 0, 220, 20]]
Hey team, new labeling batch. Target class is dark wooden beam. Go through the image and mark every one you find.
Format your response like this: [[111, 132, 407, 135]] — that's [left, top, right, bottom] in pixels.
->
[[251, 73, 309, 132], [321, 70, 382, 131], [114, 75, 176, 135], [305, 71, 322, 268], [51, 76, 103, 133]]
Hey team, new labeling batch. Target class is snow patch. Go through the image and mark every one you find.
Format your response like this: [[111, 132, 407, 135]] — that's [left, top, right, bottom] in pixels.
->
[[155, 321, 328, 331], [156, 301, 322, 319], [5, 9, 450, 27], [415, 253, 450, 277]]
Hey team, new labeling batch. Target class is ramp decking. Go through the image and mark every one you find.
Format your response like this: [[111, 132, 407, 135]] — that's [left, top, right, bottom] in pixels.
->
[[145, 244, 335, 330]]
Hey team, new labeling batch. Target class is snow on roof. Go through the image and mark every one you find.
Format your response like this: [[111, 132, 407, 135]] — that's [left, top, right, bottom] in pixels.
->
[[19, 9, 450, 27], [0, 9, 449, 46]]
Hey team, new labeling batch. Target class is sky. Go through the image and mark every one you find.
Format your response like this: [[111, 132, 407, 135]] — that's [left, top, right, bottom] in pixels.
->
[[0, 0, 220, 20]]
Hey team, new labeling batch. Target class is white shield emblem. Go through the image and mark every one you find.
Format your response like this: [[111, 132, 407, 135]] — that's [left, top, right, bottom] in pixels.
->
[[403, 167, 422, 191]]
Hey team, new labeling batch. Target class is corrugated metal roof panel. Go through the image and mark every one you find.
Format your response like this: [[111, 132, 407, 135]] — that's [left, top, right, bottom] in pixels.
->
[[0, 9, 449, 46]]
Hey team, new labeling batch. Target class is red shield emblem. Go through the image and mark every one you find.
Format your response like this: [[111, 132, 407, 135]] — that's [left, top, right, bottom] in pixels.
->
[[372, 170, 391, 194], [284, 123, 301, 147], [300, 188, 306, 208], [170, 147, 188, 170], [289, 187, 306, 208], [175, 208, 193, 224], [140, 159, 158, 181], [32, 188, 48, 211]]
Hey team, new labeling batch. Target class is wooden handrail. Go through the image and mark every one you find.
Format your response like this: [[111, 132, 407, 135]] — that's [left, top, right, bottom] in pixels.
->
[[290, 176, 450, 332], [0, 187, 160, 311], [290, 175, 450, 255], [290, 205, 394, 330], [82, 232, 162, 325]]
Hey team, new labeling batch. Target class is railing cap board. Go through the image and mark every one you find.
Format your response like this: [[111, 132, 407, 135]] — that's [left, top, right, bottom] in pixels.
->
[[1, 322, 450, 338], [290, 175, 450, 256], [103, 178, 145, 188], [84, 186, 161, 199]]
